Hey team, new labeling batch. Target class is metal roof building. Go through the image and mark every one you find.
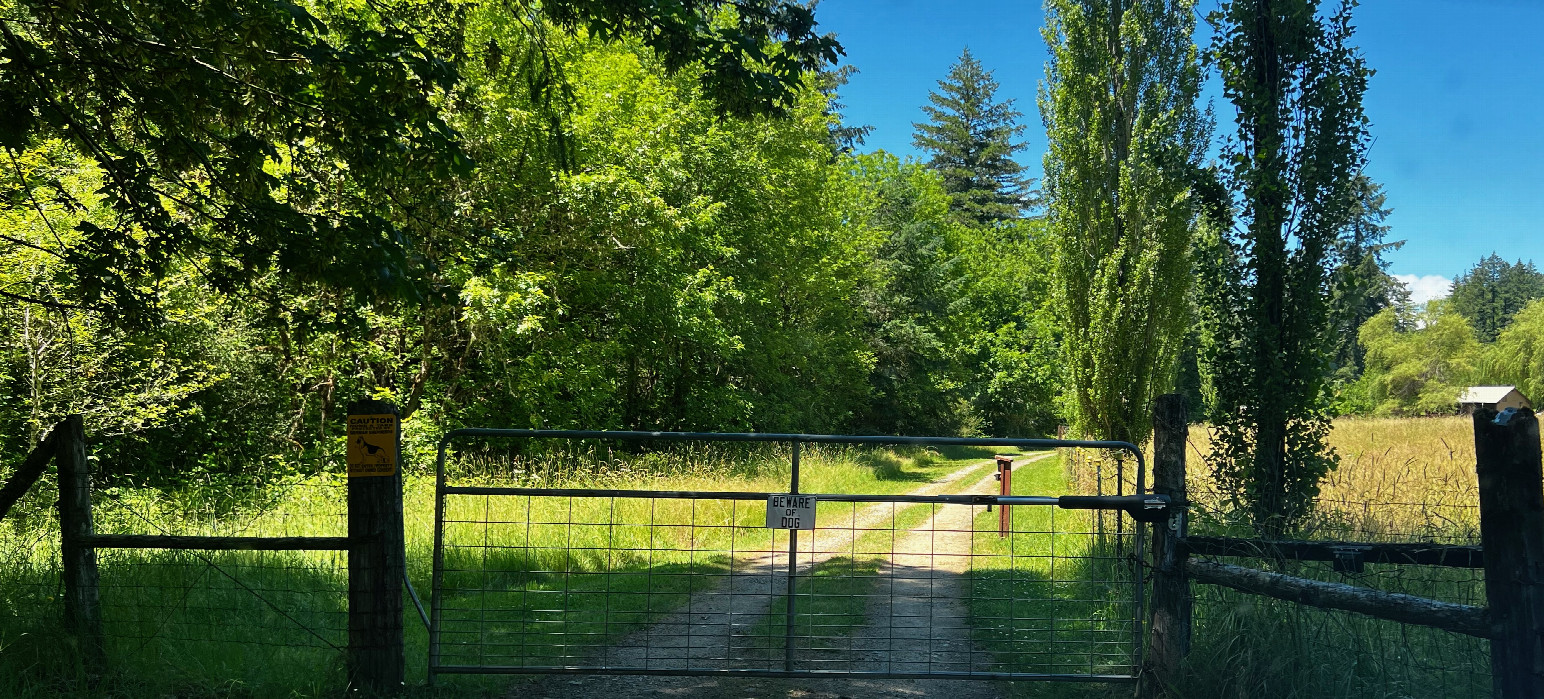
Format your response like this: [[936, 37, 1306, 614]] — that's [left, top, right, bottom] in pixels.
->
[[1458, 386, 1532, 414]]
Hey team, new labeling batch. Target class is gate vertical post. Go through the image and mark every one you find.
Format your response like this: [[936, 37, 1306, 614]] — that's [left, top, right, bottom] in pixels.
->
[[347, 399, 405, 694], [1138, 394, 1189, 698], [784, 440, 801, 672], [996, 455, 1013, 537], [1474, 407, 1544, 699], [57, 414, 103, 669]]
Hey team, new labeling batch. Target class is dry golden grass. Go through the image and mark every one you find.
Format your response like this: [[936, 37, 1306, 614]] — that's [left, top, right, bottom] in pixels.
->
[[1063, 416, 1542, 542], [1176, 415, 1544, 543]]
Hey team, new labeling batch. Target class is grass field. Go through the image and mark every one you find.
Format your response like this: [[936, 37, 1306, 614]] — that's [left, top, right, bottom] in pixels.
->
[[1171, 416, 1501, 698]]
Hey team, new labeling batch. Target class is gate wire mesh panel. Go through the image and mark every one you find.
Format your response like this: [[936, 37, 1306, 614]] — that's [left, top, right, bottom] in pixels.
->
[[434, 489, 1139, 679], [91, 476, 350, 689]]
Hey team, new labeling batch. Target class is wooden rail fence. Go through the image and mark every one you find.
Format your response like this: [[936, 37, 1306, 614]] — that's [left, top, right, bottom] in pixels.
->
[[1139, 395, 1544, 699]]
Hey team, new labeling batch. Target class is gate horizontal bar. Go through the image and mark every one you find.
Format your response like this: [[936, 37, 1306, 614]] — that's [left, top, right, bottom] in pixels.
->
[[441, 486, 1168, 514], [430, 665, 1137, 683], [442, 427, 1141, 457], [80, 534, 351, 551]]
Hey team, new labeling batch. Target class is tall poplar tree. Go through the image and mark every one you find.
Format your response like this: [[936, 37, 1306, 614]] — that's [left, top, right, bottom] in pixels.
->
[[1041, 0, 1209, 444], [1200, 0, 1370, 533], [912, 48, 1031, 223]]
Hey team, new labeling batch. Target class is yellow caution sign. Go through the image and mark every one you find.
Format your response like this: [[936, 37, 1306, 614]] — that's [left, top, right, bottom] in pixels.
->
[[347, 414, 397, 477]]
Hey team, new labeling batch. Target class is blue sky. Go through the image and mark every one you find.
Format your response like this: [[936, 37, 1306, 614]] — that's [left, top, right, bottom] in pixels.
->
[[815, 0, 1543, 302]]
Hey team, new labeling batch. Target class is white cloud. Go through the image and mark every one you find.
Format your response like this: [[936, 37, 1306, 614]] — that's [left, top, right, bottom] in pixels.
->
[[1393, 274, 1453, 305]]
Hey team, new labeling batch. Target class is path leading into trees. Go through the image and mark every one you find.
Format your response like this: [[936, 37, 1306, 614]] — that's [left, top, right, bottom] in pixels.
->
[[513, 452, 1054, 698]]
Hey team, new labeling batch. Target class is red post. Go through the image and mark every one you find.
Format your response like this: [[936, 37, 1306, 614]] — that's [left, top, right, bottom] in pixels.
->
[[996, 455, 1014, 536]]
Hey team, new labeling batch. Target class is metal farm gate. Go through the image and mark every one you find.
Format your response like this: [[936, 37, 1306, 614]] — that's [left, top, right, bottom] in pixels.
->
[[427, 430, 1171, 685]]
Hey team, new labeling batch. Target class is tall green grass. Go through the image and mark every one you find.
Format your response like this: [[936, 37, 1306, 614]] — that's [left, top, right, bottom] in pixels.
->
[[959, 454, 1137, 697], [1165, 417, 1495, 697], [430, 444, 999, 678]]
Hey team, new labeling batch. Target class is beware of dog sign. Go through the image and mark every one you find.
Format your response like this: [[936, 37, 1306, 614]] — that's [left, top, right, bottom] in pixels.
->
[[347, 414, 397, 477], [765, 494, 816, 530]]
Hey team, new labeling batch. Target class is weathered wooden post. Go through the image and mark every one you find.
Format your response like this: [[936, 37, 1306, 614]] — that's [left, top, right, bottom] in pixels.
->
[[1474, 406, 1544, 698], [346, 399, 405, 694], [56, 414, 103, 668], [1138, 393, 1190, 699]]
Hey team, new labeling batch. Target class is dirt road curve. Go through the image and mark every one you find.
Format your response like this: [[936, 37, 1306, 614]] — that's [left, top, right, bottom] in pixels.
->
[[513, 454, 1053, 698]]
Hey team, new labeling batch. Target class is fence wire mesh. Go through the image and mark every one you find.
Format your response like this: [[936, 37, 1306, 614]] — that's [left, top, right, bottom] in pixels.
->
[[432, 487, 1140, 680], [88, 475, 352, 676], [1062, 418, 1495, 698]]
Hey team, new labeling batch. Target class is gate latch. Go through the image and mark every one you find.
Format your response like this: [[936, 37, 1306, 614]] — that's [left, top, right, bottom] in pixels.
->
[[1055, 494, 1172, 522]]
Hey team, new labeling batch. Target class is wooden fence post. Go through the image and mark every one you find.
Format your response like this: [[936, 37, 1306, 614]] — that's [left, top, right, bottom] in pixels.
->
[[56, 414, 103, 668], [347, 399, 405, 694], [1138, 393, 1190, 698], [1474, 406, 1544, 698]]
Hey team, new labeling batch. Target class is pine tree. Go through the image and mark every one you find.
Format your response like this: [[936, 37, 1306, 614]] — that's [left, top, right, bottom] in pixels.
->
[[912, 48, 1031, 223], [1449, 254, 1544, 342], [1329, 175, 1407, 377]]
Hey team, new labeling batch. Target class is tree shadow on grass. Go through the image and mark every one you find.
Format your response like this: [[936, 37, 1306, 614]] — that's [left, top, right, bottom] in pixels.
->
[[853, 451, 934, 483], [439, 544, 734, 667]]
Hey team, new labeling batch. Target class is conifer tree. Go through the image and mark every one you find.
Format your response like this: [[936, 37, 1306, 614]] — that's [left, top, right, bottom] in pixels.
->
[[1329, 175, 1407, 377], [912, 48, 1031, 223], [1449, 254, 1544, 342]]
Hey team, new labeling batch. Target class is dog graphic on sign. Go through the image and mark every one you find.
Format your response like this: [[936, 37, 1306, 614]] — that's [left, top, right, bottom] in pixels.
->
[[355, 437, 390, 462]]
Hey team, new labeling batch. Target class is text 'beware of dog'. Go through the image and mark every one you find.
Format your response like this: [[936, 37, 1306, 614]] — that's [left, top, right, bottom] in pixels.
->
[[765, 494, 816, 530]]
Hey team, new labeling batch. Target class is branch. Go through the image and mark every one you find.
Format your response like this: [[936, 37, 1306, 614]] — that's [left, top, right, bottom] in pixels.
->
[[1187, 558, 1491, 638]]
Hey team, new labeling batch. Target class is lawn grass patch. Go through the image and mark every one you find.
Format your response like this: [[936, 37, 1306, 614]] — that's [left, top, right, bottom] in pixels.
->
[[960, 454, 1137, 694]]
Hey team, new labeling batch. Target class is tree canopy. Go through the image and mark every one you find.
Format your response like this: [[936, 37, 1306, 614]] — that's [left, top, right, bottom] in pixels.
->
[[0, 0, 840, 323]]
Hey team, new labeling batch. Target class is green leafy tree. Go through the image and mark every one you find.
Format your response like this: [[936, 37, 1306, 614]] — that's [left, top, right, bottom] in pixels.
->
[[1041, 0, 1209, 444], [1485, 299, 1544, 403], [0, 0, 840, 321], [1199, 0, 1370, 533], [912, 48, 1032, 223], [1448, 254, 1544, 342], [846, 153, 967, 434], [950, 219, 1064, 436], [1357, 302, 1481, 416]]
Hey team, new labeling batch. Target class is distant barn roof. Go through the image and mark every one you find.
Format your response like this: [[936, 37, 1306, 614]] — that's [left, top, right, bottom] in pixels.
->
[[1459, 386, 1521, 404]]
